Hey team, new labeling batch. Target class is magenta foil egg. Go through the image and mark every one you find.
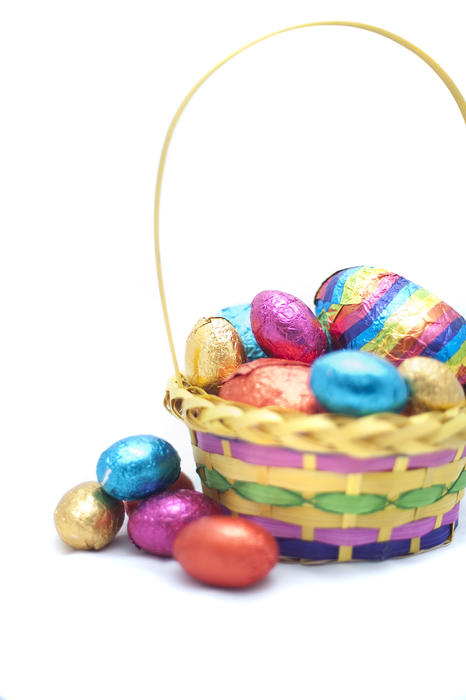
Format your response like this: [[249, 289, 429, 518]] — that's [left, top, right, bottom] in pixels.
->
[[251, 290, 327, 364], [127, 489, 223, 557]]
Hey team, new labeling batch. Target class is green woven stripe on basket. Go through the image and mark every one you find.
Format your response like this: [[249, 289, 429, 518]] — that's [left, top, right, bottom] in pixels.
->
[[449, 470, 466, 492], [395, 485, 445, 509], [233, 481, 305, 506], [202, 466, 230, 492], [196, 465, 465, 512], [313, 492, 387, 514]]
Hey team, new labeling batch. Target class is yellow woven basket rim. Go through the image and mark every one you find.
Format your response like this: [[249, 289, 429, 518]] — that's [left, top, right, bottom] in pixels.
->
[[165, 376, 466, 458]]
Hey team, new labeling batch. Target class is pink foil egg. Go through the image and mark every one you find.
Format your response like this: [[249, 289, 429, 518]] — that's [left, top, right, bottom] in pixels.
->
[[127, 489, 223, 557], [251, 290, 327, 364]]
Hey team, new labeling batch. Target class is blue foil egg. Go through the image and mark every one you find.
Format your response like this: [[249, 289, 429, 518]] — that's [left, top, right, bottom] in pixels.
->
[[310, 350, 409, 416], [96, 435, 180, 501], [220, 303, 267, 361]]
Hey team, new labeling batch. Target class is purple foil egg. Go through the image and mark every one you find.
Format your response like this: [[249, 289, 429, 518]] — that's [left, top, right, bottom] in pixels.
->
[[251, 290, 327, 364], [127, 489, 223, 557]]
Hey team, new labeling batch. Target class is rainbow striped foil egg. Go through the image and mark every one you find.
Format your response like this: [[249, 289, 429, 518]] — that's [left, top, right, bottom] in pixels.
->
[[314, 266, 465, 385]]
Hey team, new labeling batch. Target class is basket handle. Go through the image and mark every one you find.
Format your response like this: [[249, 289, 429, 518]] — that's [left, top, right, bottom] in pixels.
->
[[154, 21, 466, 386]]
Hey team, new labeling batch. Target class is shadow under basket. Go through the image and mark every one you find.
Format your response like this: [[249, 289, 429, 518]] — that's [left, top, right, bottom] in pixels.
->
[[165, 378, 466, 564]]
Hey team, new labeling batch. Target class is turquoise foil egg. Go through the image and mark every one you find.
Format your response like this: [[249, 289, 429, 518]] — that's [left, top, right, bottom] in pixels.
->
[[220, 303, 267, 361], [310, 350, 409, 416], [96, 435, 180, 501]]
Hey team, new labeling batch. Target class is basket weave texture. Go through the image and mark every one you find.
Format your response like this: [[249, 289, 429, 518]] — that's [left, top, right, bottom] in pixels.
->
[[165, 378, 466, 562]]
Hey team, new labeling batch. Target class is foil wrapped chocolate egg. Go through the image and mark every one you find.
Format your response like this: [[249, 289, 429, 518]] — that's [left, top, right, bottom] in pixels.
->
[[314, 266, 466, 384], [310, 350, 410, 416], [54, 481, 125, 550], [173, 515, 279, 588], [124, 472, 195, 516], [399, 357, 465, 413], [219, 358, 322, 413], [220, 303, 267, 361], [251, 290, 327, 364], [127, 489, 222, 556], [124, 499, 142, 517], [185, 317, 246, 392], [97, 434, 180, 501]]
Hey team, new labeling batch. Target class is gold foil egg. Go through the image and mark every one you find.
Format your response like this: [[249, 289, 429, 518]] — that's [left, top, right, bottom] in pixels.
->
[[54, 481, 125, 550], [185, 317, 246, 392], [399, 357, 465, 413]]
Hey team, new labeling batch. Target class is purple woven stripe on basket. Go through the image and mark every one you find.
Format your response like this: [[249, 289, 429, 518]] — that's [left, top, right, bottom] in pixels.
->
[[241, 514, 301, 539], [407, 449, 459, 468], [230, 441, 304, 467], [195, 433, 460, 473], [196, 433, 224, 454], [195, 432, 303, 467], [316, 453, 395, 473], [441, 501, 461, 526], [313, 527, 376, 546], [222, 503, 460, 546]]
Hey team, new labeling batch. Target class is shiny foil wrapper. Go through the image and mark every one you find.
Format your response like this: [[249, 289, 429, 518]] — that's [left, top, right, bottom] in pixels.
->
[[173, 515, 279, 588], [123, 472, 195, 516], [185, 317, 246, 392], [96, 434, 180, 501], [219, 358, 322, 413], [251, 290, 326, 364], [220, 302, 267, 361], [311, 350, 409, 416], [54, 481, 125, 550], [399, 357, 465, 412], [314, 266, 466, 384], [127, 489, 222, 557]]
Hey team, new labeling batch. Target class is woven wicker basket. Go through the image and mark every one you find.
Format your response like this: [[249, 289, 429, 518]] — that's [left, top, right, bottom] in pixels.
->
[[154, 22, 466, 563]]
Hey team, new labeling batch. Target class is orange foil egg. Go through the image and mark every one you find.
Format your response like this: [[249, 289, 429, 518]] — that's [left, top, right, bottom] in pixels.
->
[[219, 358, 322, 413], [173, 515, 279, 588]]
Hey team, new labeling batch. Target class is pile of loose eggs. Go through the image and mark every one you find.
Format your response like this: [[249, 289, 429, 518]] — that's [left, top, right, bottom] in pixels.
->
[[54, 434, 279, 588], [185, 266, 465, 416]]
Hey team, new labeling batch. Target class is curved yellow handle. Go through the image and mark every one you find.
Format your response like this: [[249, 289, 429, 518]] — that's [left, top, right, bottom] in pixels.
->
[[154, 21, 466, 386]]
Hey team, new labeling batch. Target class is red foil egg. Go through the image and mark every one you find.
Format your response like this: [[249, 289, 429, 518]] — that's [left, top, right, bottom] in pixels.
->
[[173, 515, 279, 588], [219, 358, 322, 413], [169, 471, 195, 492], [251, 290, 327, 363], [124, 499, 142, 517], [124, 472, 195, 516]]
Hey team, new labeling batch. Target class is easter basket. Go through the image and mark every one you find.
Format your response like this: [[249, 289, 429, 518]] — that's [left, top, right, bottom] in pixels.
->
[[155, 22, 466, 563]]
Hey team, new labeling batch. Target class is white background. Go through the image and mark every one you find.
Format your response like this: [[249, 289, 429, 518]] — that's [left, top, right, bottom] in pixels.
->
[[2, 1, 465, 699]]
